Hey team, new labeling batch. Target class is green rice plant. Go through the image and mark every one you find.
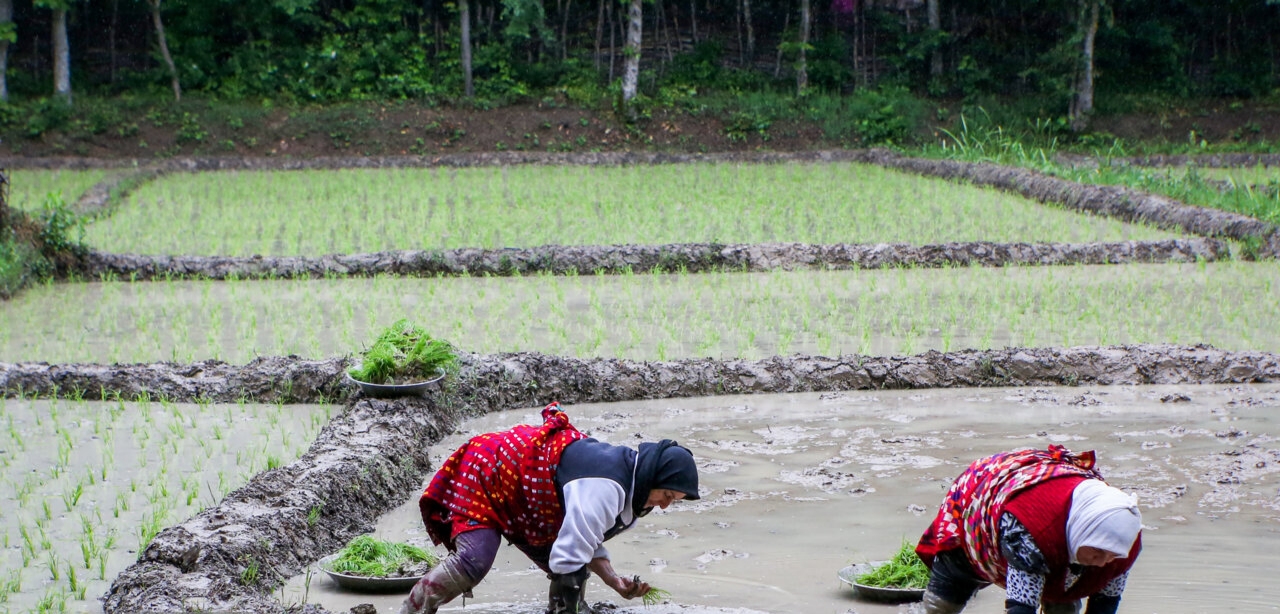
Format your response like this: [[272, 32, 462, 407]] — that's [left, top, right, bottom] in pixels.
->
[[307, 505, 322, 527], [240, 559, 260, 585], [324, 535, 438, 577], [854, 538, 929, 589], [348, 319, 457, 384], [642, 586, 672, 606], [0, 570, 21, 602]]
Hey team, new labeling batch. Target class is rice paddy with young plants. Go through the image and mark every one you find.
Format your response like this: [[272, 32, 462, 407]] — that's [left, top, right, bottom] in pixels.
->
[[80, 163, 1180, 257], [923, 121, 1280, 225], [1185, 165, 1280, 185], [1, 261, 1276, 366], [6, 170, 108, 212], [0, 394, 331, 612]]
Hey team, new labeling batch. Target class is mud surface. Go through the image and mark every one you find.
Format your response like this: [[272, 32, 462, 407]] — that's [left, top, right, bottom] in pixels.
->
[[4, 345, 1279, 406], [286, 384, 1280, 614], [74, 238, 1231, 281], [3, 345, 1263, 612]]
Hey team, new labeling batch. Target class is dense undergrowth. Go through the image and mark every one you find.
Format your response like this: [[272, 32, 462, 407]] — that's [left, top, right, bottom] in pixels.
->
[[0, 194, 88, 299]]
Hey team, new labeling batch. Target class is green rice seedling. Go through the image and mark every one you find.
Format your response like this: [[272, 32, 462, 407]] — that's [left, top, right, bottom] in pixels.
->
[[854, 539, 929, 589], [325, 535, 438, 577], [348, 319, 457, 384], [240, 559, 260, 585], [0, 570, 20, 602], [642, 585, 671, 606]]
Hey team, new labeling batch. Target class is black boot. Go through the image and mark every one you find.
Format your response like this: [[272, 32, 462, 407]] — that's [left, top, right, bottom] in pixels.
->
[[547, 568, 592, 614]]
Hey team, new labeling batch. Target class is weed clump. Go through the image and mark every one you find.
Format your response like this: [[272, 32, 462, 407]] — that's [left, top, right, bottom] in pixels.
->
[[325, 535, 438, 578], [348, 319, 457, 384], [854, 539, 929, 589]]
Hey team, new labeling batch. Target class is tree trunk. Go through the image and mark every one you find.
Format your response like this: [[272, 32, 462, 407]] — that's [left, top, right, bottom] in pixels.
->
[[52, 8, 71, 104], [689, 0, 697, 43], [796, 0, 810, 94], [561, 0, 572, 60], [460, 0, 474, 98], [621, 0, 643, 108], [1069, 0, 1100, 132], [594, 0, 604, 70], [0, 0, 11, 102], [927, 0, 941, 78], [149, 0, 181, 102], [110, 0, 119, 83], [774, 11, 788, 77], [742, 0, 754, 64]]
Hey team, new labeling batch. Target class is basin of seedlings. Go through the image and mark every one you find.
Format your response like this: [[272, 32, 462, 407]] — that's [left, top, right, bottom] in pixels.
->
[[319, 535, 439, 593], [838, 540, 928, 603], [346, 319, 457, 398]]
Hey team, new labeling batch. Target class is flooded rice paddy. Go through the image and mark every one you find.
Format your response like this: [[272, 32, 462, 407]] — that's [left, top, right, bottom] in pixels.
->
[[283, 384, 1280, 614], [84, 163, 1176, 257], [3, 263, 1279, 365], [0, 398, 332, 612]]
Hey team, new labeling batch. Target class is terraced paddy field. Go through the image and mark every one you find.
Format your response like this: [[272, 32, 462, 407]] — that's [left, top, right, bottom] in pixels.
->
[[6, 170, 109, 212], [1, 152, 1278, 613], [0, 397, 331, 612], [2, 263, 1279, 365], [84, 162, 1178, 257]]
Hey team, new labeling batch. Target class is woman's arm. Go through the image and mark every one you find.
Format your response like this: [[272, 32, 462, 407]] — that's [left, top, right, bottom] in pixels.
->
[[549, 478, 626, 574]]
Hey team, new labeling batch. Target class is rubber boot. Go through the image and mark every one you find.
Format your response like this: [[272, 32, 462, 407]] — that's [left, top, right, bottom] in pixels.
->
[[397, 559, 474, 614], [1042, 600, 1083, 614], [547, 568, 592, 614], [922, 590, 967, 614]]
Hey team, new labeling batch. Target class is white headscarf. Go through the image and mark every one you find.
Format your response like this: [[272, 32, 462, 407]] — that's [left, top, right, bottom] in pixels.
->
[[1066, 479, 1142, 563]]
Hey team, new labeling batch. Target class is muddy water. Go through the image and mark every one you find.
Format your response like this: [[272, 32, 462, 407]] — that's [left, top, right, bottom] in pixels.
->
[[282, 384, 1280, 614]]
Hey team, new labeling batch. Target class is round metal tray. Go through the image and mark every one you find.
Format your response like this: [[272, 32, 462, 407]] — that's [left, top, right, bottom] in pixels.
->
[[346, 370, 445, 398], [837, 562, 926, 603], [318, 554, 427, 593]]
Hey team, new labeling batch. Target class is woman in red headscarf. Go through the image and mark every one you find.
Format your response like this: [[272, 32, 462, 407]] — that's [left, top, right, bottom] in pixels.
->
[[916, 445, 1142, 614], [399, 402, 701, 614]]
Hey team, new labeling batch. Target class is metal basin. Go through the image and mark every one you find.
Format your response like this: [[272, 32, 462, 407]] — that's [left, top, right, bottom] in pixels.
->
[[837, 562, 926, 603]]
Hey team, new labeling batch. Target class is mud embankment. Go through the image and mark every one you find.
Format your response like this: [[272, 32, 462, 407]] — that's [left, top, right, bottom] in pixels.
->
[[875, 155, 1280, 258], [75, 238, 1230, 281], [4, 344, 1278, 405], [0, 344, 1269, 613]]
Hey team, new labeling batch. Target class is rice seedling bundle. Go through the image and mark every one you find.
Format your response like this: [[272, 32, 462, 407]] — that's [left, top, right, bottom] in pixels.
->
[[854, 539, 929, 589], [325, 535, 438, 577]]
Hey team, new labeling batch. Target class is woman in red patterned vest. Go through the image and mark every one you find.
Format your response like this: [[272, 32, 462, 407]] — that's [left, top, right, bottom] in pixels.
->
[[398, 402, 700, 614], [915, 445, 1142, 614]]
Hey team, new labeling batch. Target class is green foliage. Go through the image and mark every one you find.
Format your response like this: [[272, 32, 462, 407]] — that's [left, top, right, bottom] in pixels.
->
[[349, 319, 457, 384], [37, 193, 86, 257], [802, 86, 926, 145], [0, 235, 46, 300], [854, 539, 929, 589], [325, 535, 438, 577]]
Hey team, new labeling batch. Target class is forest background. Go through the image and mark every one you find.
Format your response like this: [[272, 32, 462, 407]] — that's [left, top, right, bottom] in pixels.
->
[[0, 0, 1277, 158]]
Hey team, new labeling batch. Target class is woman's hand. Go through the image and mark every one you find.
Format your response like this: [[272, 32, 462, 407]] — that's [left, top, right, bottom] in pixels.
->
[[604, 574, 649, 599], [587, 558, 649, 599]]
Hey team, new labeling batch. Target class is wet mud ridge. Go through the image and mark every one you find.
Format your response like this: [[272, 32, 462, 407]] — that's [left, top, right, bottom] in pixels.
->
[[77, 238, 1230, 281], [5, 344, 1278, 405], [2, 344, 1277, 613]]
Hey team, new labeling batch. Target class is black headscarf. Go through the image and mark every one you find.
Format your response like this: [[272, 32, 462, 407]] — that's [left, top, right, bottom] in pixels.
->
[[632, 439, 700, 516]]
